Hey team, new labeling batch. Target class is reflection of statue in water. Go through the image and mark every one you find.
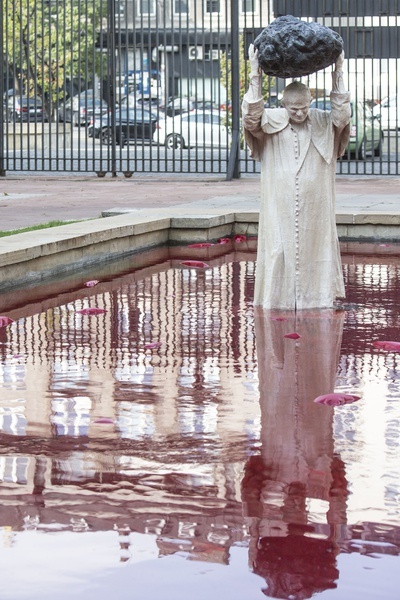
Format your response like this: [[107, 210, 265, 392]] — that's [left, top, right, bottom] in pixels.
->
[[242, 310, 349, 599], [242, 44, 351, 310]]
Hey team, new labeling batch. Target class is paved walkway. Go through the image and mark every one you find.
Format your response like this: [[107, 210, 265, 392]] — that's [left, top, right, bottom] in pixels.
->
[[0, 174, 399, 231]]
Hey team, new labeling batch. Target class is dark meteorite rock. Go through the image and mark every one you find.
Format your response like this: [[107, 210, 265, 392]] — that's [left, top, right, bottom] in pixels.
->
[[254, 15, 344, 78]]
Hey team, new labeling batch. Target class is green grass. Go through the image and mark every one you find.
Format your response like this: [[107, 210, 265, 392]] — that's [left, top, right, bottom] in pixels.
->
[[0, 219, 83, 238]]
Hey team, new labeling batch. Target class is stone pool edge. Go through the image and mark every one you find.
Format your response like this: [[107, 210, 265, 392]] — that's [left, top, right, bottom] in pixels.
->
[[1, 199, 400, 291]]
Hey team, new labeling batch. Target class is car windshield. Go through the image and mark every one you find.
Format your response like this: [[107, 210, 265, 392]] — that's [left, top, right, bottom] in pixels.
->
[[115, 109, 139, 120], [79, 98, 102, 106], [185, 113, 207, 123], [25, 98, 42, 106]]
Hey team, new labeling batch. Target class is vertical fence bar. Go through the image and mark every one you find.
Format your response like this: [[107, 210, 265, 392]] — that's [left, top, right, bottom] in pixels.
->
[[107, 0, 117, 176], [227, 0, 240, 179], [1, 0, 400, 176], [0, 0, 5, 176]]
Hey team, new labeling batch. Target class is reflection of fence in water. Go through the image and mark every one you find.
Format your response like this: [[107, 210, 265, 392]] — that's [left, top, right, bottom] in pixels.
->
[[0, 253, 400, 557], [0, 258, 258, 440], [0, 252, 399, 450], [1, 254, 400, 385]]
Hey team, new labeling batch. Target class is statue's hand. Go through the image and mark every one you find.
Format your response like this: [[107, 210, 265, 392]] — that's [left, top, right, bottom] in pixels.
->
[[335, 50, 345, 71], [249, 44, 260, 77]]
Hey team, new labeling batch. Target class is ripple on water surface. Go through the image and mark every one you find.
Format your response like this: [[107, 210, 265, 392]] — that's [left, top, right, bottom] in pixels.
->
[[0, 243, 399, 599]]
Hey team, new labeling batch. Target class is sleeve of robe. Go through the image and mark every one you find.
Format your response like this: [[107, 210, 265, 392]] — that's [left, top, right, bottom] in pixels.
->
[[241, 70, 351, 161], [241, 73, 267, 162], [330, 70, 351, 157]]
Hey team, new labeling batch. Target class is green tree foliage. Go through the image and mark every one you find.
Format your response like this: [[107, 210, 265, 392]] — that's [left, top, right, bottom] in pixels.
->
[[3, 0, 107, 120]]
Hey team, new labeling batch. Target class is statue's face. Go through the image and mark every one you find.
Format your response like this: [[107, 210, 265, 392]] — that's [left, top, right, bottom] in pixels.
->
[[282, 93, 311, 123]]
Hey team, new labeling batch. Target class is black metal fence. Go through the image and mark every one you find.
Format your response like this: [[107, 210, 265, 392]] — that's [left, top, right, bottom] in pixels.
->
[[1, 0, 400, 177]]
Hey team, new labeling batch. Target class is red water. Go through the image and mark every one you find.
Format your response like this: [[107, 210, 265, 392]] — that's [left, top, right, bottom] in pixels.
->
[[0, 241, 399, 600]]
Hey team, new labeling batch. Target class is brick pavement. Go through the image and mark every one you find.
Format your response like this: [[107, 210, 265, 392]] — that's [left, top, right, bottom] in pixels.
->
[[0, 174, 399, 231]]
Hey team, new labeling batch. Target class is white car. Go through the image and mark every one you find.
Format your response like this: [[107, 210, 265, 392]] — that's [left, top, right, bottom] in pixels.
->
[[155, 110, 231, 149], [372, 96, 399, 129]]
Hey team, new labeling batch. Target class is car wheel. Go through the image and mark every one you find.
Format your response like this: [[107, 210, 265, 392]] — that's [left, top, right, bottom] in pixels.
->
[[357, 137, 367, 160], [374, 133, 384, 157], [101, 128, 112, 144], [166, 134, 184, 150]]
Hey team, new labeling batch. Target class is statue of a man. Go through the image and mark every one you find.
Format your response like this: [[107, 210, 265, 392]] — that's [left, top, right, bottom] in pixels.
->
[[242, 45, 351, 310]]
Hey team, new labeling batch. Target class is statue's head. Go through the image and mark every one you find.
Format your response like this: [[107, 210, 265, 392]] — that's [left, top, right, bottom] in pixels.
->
[[282, 82, 312, 124]]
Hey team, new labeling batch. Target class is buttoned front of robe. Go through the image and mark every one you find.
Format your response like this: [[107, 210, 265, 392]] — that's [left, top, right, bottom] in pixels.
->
[[242, 92, 351, 310]]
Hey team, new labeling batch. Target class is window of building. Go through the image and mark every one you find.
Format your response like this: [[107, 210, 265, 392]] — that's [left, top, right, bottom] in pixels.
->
[[241, 0, 256, 14], [174, 0, 189, 14], [115, 1, 125, 18], [206, 0, 220, 12], [137, 0, 156, 16]]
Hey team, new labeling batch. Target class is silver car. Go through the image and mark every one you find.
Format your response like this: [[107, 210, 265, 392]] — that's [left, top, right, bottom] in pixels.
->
[[156, 110, 231, 149], [58, 91, 109, 126], [372, 96, 400, 130]]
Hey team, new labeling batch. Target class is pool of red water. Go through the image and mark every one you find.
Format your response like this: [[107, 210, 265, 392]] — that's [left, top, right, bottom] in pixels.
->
[[0, 240, 399, 600]]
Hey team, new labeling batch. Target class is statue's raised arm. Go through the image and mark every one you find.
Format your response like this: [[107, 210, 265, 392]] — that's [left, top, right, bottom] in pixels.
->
[[248, 43, 260, 77]]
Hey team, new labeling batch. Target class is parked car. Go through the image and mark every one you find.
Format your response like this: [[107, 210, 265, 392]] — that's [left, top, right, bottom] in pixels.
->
[[5, 94, 46, 122], [160, 97, 221, 117], [310, 98, 383, 159], [88, 107, 159, 145], [58, 91, 109, 126], [155, 110, 231, 149], [119, 93, 162, 108], [372, 96, 399, 130]]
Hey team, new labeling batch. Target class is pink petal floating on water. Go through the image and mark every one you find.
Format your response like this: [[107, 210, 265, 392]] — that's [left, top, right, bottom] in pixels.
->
[[233, 234, 247, 243], [187, 242, 214, 248], [76, 307, 107, 315], [180, 260, 210, 269], [284, 332, 301, 339], [373, 340, 400, 351], [314, 393, 361, 406], [217, 237, 231, 245], [144, 342, 162, 350], [84, 280, 100, 287], [93, 417, 114, 424], [0, 316, 15, 328]]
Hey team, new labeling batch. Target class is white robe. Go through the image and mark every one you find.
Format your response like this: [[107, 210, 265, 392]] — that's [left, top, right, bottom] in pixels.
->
[[242, 91, 351, 310]]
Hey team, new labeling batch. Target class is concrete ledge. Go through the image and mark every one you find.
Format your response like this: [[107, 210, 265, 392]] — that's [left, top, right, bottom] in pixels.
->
[[333, 212, 400, 226], [170, 213, 234, 228], [0, 214, 172, 290], [0, 216, 172, 268], [169, 212, 234, 244], [336, 224, 400, 241], [0, 229, 170, 289], [0, 209, 258, 290], [234, 211, 259, 222], [353, 212, 400, 225], [1, 204, 400, 292]]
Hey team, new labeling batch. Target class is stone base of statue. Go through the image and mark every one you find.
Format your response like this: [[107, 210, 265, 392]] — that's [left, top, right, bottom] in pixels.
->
[[254, 15, 344, 78]]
